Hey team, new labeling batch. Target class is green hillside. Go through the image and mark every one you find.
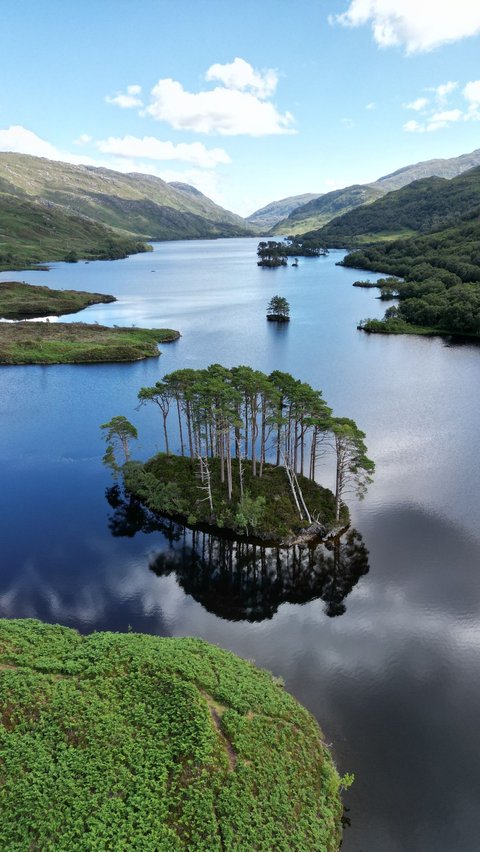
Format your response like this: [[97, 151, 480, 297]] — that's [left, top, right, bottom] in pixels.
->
[[304, 166, 480, 246], [0, 619, 343, 850], [0, 153, 254, 242], [343, 213, 480, 337], [0, 194, 149, 270], [272, 184, 384, 235]]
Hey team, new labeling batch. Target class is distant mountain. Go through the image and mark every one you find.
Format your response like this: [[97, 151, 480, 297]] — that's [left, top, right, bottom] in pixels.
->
[[303, 166, 480, 246], [375, 148, 480, 193], [246, 193, 320, 231], [0, 153, 254, 243], [272, 185, 383, 235], [264, 147, 480, 235]]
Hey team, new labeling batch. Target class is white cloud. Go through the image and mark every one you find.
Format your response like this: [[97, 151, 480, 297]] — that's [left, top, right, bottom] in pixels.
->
[[403, 108, 463, 133], [464, 79, 480, 105], [333, 1, 480, 53], [74, 133, 92, 146], [144, 59, 295, 136], [0, 125, 61, 159], [106, 84, 143, 109], [205, 57, 278, 99], [365, 101, 376, 110], [434, 81, 458, 100], [96, 135, 231, 168], [403, 119, 424, 133], [404, 97, 429, 111]]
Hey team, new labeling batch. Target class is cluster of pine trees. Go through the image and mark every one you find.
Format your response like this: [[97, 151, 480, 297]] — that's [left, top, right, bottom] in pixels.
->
[[123, 365, 374, 522]]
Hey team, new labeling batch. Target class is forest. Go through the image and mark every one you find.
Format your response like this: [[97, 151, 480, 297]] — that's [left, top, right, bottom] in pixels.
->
[[344, 215, 480, 336], [102, 365, 374, 539]]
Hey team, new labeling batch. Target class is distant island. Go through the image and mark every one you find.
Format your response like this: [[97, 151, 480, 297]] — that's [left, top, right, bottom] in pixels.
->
[[257, 238, 327, 268], [103, 365, 374, 544], [0, 618, 346, 850]]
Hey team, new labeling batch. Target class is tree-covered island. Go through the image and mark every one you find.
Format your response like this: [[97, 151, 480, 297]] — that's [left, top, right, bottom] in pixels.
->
[[266, 295, 290, 322], [103, 365, 374, 543], [257, 238, 327, 267]]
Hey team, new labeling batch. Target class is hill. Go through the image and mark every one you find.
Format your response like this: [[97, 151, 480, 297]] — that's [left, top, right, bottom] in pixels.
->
[[0, 152, 254, 244], [272, 184, 384, 234], [0, 193, 149, 270], [246, 193, 320, 231], [306, 166, 480, 246], [268, 147, 480, 235], [343, 212, 480, 337], [0, 619, 343, 850]]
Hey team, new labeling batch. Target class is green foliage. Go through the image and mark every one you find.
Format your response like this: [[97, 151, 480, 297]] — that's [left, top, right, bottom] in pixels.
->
[[234, 491, 266, 534], [101, 416, 138, 474], [272, 184, 384, 235], [348, 213, 480, 337], [0, 619, 343, 850], [123, 455, 342, 541], [0, 324, 180, 365], [267, 295, 290, 319], [257, 240, 288, 267]]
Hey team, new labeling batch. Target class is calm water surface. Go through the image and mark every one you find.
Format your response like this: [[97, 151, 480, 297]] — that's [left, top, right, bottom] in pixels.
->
[[1, 239, 480, 851]]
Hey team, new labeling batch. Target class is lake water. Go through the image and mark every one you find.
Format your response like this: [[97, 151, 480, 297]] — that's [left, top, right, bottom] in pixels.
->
[[1, 238, 480, 851]]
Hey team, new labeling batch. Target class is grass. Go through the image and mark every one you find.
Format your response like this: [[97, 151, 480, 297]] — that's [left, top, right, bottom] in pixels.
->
[[0, 323, 180, 365], [0, 280, 116, 319], [0, 618, 343, 851], [123, 453, 345, 543]]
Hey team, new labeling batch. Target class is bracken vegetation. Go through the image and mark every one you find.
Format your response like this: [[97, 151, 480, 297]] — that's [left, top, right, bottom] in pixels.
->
[[0, 618, 344, 851]]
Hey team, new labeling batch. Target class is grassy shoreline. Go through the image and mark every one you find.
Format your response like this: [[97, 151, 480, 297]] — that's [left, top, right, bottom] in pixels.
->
[[358, 317, 480, 342], [123, 453, 347, 545], [0, 280, 117, 320], [0, 323, 180, 365]]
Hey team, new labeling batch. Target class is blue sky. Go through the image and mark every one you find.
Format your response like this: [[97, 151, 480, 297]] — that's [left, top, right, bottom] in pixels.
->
[[1, 0, 480, 215]]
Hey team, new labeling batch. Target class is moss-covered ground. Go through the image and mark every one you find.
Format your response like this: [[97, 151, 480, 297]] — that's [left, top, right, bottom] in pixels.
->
[[0, 323, 180, 364], [0, 619, 343, 851], [124, 453, 345, 542], [0, 280, 116, 320]]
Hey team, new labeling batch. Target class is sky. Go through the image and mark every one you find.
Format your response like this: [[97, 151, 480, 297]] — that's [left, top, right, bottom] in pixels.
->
[[1, 0, 480, 216]]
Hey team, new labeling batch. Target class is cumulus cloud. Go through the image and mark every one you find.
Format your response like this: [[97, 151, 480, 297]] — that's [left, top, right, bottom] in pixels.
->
[[106, 84, 143, 109], [96, 135, 231, 168], [403, 109, 463, 133], [144, 59, 295, 136], [463, 79, 480, 120], [0, 125, 61, 159], [205, 57, 278, 99], [74, 133, 92, 146], [404, 97, 429, 111], [434, 81, 458, 100], [332, 1, 480, 53], [365, 101, 376, 110]]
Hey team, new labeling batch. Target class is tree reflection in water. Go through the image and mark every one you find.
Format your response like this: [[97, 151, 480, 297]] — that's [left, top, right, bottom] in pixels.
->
[[106, 486, 369, 621]]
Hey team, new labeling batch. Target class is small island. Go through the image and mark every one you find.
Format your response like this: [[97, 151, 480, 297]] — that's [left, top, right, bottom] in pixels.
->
[[0, 323, 180, 365], [0, 280, 116, 319], [257, 238, 327, 268], [0, 280, 180, 364], [103, 365, 374, 544], [0, 618, 345, 850], [266, 295, 290, 322]]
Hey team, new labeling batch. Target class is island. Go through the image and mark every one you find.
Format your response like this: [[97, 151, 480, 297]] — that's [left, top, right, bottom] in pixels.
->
[[0, 280, 180, 365], [0, 280, 116, 319], [266, 295, 290, 322], [0, 323, 180, 365], [103, 365, 374, 544], [0, 618, 346, 850]]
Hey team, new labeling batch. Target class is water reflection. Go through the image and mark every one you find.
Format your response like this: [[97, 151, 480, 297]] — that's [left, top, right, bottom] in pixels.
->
[[106, 486, 369, 621]]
